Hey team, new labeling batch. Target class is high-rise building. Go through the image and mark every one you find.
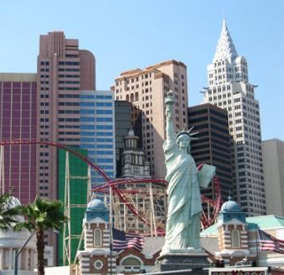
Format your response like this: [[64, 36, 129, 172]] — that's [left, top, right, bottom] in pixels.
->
[[37, 31, 95, 200], [202, 20, 266, 216], [188, 103, 232, 204], [112, 60, 188, 178], [262, 139, 284, 216], [79, 90, 116, 185], [115, 101, 132, 178], [0, 73, 37, 204], [37, 31, 95, 255]]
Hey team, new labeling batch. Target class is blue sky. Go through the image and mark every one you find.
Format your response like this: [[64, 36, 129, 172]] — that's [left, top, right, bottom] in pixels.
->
[[0, 0, 283, 140]]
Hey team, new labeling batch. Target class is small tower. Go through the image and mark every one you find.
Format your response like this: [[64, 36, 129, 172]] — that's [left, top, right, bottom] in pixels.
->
[[122, 129, 151, 179], [77, 199, 116, 275], [216, 196, 254, 265]]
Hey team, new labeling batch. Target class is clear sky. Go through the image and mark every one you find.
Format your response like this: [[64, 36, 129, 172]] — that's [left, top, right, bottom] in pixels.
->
[[0, 0, 283, 140]]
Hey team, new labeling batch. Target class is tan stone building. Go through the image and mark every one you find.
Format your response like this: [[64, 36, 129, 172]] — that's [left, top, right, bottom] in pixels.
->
[[112, 60, 188, 178]]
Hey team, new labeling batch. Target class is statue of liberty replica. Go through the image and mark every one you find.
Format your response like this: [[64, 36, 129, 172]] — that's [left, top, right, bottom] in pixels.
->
[[154, 91, 216, 273]]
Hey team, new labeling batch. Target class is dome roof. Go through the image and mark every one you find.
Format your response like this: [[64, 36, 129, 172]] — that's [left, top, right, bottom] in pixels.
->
[[221, 196, 242, 213], [87, 199, 107, 212], [128, 129, 135, 136]]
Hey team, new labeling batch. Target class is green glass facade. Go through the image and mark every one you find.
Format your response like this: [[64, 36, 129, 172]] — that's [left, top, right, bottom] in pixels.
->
[[58, 147, 89, 265]]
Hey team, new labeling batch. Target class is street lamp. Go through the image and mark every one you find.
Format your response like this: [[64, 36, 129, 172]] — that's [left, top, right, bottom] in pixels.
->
[[14, 229, 36, 275]]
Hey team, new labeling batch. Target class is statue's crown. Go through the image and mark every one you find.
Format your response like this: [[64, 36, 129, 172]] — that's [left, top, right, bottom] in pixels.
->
[[176, 126, 199, 140]]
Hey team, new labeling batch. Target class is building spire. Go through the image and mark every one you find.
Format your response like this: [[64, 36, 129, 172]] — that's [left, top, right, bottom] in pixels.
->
[[213, 18, 238, 62]]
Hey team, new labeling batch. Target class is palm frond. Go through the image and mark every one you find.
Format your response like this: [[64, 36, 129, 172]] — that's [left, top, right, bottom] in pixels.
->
[[14, 221, 34, 232], [0, 194, 21, 230]]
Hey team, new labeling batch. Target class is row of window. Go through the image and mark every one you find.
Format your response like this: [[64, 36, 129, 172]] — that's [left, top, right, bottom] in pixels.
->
[[80, 144, 113, 149], [80, 110, 113, 115], [80, 95, 112, 100], [81, 131, 113, 136], [81, 138, 113, 143], [80, 102, 113, 107], [85, 150, 113, 155], [80, 125, 113, 130]]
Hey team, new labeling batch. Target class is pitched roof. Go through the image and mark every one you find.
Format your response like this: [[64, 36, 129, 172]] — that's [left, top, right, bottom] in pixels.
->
[[201, 215, 284, 236], [213, 18, 238, 62], [247, 215, 284, 230], [142, 236, 164, 256]]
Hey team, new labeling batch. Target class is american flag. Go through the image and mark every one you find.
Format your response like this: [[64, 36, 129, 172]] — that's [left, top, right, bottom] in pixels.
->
[[258, 229, 284, 254], [112, 228, 144, 252]]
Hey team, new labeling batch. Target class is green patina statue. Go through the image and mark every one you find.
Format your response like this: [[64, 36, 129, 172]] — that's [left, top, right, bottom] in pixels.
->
[[162, 91, 216, 254]]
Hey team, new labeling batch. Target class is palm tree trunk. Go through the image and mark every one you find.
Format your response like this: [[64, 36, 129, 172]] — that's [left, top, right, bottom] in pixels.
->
[[36, 228, 45, 275]]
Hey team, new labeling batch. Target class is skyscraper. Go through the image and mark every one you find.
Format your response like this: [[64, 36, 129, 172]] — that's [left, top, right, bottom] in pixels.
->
[[262, 139, 284, 216], [203, 20, 266, 216], [115, 100, 132, 178], [0, 73, 37, 204], [37, 31, 95, 200], [112, 60, 188, 178], [79, 90, 116, 185], [188, 103, 232, 204]]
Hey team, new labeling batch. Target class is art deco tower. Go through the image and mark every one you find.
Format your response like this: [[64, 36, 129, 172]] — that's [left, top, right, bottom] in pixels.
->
[[203, 20, 266, 216]]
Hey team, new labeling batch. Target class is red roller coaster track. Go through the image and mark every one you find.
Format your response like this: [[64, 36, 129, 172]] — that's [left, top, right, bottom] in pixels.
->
[[0, 139, 222, 231]]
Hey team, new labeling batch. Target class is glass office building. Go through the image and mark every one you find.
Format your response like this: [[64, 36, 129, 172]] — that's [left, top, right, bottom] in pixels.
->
[[80, 90, 116, 186]]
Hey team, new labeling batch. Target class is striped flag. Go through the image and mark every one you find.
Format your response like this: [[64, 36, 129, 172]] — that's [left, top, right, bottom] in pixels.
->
[[258, 229, 284, 254], [112, 228, 144, 252]]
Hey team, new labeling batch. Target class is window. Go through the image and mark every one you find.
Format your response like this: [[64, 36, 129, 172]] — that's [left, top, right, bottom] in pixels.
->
[[231, 230, 240, 248], [94, 229, 102, 247], [121, 256, 142, 273], [94, 260, 103, 270]]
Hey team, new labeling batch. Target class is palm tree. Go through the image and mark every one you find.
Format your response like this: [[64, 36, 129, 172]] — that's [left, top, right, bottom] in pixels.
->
[[0, 194, 19, 230], [14, 197, 67, 275]]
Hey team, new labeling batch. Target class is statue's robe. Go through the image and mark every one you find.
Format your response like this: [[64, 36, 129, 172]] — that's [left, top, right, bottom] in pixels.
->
[[163, 138, 202, 250]]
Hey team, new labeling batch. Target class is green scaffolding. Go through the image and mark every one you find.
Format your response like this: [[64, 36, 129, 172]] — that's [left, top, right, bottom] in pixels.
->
[[57, 147, 89, 266]]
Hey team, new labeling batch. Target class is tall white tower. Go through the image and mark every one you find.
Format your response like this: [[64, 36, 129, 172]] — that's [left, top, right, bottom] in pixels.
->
[[203, 19, 266, 216]]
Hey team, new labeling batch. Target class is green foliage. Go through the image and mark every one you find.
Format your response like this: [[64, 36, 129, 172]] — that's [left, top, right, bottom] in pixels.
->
[[14, 196, 67, 275], [0, 194, 19, 230], [15, 197, 67, 232]]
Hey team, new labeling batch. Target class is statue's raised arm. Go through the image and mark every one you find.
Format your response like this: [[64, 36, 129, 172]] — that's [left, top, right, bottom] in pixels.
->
[[165, 91, 175, 143]]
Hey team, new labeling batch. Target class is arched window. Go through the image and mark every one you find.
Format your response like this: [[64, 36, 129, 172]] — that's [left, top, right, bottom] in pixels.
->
[[94, 228, 102, 247], [231, 230, 240, 248], [121, 256, 142, 273]]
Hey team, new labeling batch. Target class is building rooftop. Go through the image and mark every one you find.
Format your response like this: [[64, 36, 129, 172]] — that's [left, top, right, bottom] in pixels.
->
[[213, 19, 238, 62], [86, 198, 107, 212], [0, 73, 37, 81], [116, 59, 186, 79], [201, 215, 284, 236], [220, 196, 242, 213]]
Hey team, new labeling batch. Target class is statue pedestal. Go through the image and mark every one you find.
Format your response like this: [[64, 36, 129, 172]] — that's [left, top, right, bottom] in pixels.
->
[[153, 249, 210, 274]]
